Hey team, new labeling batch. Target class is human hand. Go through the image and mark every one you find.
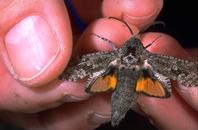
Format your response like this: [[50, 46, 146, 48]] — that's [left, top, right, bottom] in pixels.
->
[[0, 0, 197, 130]]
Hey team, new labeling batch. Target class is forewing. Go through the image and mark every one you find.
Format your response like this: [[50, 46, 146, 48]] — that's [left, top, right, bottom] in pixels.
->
[[59, 51, 117, 81], [147, 54, 198, 87]]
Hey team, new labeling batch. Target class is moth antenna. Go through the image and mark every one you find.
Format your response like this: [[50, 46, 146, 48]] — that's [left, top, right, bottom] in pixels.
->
[[91, 17, 135, 50], [91, 33, 117, 50], [108, 17, 134, 35], [145, 35, 162, 48]]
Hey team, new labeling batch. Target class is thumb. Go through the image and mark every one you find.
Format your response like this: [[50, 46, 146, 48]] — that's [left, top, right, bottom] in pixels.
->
[[0, 0, 72, 87]]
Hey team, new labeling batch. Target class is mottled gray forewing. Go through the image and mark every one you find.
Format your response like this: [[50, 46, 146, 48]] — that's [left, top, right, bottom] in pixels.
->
[[147, 54, 198, 87], [59, 51, 117, 81], [111, 68, 139, 126]]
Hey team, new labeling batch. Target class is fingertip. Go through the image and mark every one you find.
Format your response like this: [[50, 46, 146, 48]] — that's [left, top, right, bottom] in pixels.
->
[[36, 94, 111, 130], [102, 0, 163, 29], [137, 93, 198, 130], [175, 85, 198, 111], [76, 17, 139, 54], [0, 0, 72, 87], [141, 32, 191, 59], [186, 48, 198, 60]]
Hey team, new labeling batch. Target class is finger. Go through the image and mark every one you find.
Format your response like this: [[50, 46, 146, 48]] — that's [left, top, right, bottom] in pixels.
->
[[186, 48, 198, 59], [75, 17, 139, 54], [137, 32, 198, 130], [141, 32, 192, 59], [65, 0, 103, 24], [38, 95, 111, 130], [0, 0, 72, 87], [138, 92, 198, 130], [102, 0, 163, 29], [66, 0, 163, 32], [0, 94, 111, 130], [0, 61, 89, 112], [0, 0, 90, 113], [182, 48, 198, 110]]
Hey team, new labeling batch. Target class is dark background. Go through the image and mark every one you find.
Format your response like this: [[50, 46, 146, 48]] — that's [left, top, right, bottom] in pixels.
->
[[150, 0, 197, 48], [0, 0, 197, 130]]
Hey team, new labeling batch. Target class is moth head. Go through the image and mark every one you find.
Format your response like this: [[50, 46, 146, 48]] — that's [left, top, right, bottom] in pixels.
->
[[121, 37, 145, 60]]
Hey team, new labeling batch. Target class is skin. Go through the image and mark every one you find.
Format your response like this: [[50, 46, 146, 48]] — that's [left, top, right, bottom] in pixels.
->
[[0, 0, 197, 130]]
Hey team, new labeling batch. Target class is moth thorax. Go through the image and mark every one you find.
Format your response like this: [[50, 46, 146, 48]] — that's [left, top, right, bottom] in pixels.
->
[[122, 54, 138, 65]]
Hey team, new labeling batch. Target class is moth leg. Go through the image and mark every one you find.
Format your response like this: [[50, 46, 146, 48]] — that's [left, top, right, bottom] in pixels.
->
[[91, 33, 117, 50]]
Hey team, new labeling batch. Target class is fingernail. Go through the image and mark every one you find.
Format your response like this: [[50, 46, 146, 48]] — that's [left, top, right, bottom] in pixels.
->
[[138, 102, 151, 115], [64, 94, 85, 102], [87, 111, 111, 127], [122, 0, 162, 27], [123, 11, 157, 28], [132, 103, 149, 117], [138, 103, 159, 128], [124, 0, 158, 16], [148, 117, 158, 127], [4, 16, 60, 81]]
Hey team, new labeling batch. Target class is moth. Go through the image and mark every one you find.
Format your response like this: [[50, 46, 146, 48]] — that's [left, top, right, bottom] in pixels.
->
[[59, 33, 198, 126]]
